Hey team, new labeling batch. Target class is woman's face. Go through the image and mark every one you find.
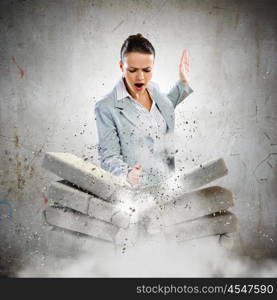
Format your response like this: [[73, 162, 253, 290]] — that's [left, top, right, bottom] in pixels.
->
[[119, 52, 154, 95]]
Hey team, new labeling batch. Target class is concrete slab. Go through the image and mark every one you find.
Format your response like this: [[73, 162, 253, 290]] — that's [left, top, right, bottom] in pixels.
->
[[42, 152, 125, 200], [162, 211, 238, 242], [45, 225, 115, 256], [43, 206, 119, 243], [47, 181, 90, 214], [48, 181, 130, 228], [145, 186, 234, 231]]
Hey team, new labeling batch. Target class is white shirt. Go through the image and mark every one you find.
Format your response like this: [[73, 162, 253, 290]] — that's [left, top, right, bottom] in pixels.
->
[[117, 76, 167, 152]]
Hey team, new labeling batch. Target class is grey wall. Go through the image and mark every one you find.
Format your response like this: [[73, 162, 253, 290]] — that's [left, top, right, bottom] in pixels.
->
[[0, 0, 276, 275]]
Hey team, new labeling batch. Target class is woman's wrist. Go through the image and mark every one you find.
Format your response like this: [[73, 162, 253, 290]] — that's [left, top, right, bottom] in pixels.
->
[[180, 79, 189, 85]]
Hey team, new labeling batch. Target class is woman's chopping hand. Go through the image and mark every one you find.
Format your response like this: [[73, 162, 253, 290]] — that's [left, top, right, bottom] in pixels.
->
[[179, 49, 190, 84], [127, 164, 142, 186]]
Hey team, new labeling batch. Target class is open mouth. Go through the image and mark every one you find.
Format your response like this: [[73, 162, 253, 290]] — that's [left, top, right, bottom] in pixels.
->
[[134, 83, 144, 88]]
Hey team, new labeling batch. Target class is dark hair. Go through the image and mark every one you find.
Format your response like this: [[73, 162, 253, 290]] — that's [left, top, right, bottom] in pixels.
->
[[120, 33, 155, 62]]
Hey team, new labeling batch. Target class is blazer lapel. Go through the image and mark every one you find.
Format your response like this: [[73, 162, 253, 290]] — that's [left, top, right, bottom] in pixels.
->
[[115, 98, 143, 129]]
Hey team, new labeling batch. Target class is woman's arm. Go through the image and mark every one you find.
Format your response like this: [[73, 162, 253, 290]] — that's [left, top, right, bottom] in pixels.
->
[[167, 49, 193, 108], [95, 101, 130, 179], [167, 80, 193, 108]]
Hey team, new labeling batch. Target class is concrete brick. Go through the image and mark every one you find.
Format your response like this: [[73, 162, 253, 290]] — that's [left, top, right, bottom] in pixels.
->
[[47, 181, 130, 228], [47, 181, 90, 214], [45, 226, 114, 257], [161, 211, 238, 242], [145, 186, 234, 231], [43, 206, 119, 243], [42, 152, 125, 200]]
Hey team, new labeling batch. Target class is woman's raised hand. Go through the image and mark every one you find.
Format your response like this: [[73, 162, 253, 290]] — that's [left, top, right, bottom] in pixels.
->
[[179, 49, 190, 84], [127, 164, 142, 186]]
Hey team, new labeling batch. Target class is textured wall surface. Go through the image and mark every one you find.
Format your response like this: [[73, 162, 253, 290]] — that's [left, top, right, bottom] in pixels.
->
[[0, 0, 276, 275]]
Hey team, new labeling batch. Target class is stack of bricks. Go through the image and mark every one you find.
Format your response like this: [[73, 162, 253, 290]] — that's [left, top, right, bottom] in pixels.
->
[[42, 152, 238, 251]]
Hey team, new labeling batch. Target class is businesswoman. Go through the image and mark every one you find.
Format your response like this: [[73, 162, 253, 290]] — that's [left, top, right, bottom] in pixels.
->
[[95, 33, 193, 187]]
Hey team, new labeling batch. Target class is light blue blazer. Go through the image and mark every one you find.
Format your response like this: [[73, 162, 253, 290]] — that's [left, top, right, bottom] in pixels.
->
[[95, 77, 193, 187]]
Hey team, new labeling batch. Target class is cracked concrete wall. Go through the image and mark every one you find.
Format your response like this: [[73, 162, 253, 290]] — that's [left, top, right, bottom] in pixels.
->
[[0, 0, 276, 274]]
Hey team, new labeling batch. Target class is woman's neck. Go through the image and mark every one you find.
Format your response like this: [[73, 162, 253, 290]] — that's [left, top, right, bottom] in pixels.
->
[[123, 77, 148, 102]]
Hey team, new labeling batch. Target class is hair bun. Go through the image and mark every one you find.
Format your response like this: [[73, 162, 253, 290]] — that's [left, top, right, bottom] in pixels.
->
[[120, 33, 155, 62], [128, 33, 144, 39]]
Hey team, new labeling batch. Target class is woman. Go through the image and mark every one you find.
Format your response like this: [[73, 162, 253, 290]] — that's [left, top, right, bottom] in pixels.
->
[[95, 33, 193, 187]]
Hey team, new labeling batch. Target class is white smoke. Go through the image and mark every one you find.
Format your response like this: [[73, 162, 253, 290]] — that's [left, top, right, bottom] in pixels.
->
[[17, 231, 277, 278]]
